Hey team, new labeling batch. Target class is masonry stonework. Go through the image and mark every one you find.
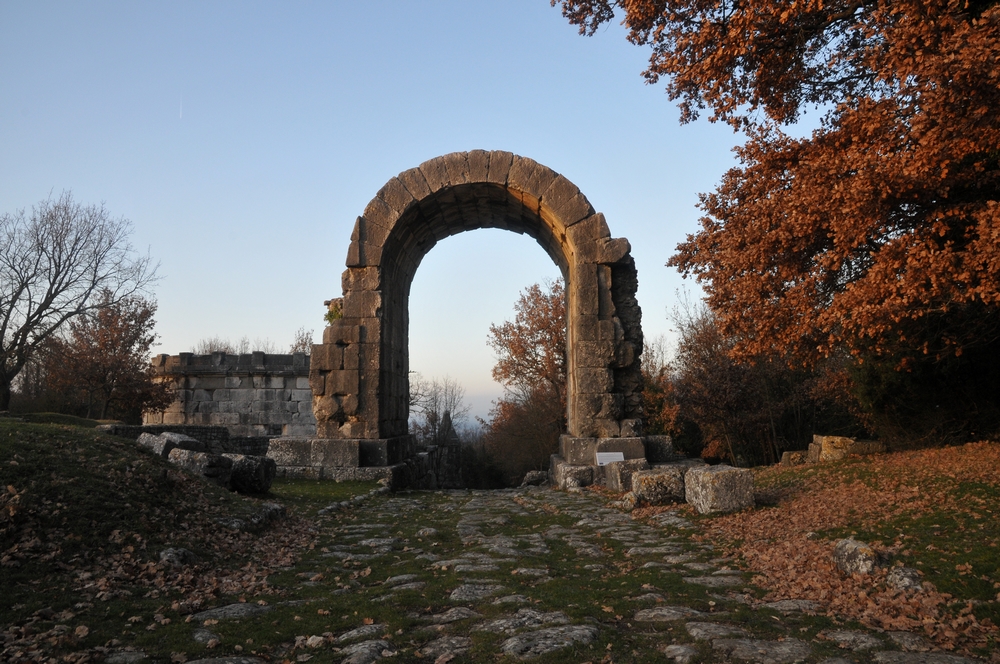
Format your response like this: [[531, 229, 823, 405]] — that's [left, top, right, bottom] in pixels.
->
[[302, 150, 649, 486], [144, 352, 316, 437]]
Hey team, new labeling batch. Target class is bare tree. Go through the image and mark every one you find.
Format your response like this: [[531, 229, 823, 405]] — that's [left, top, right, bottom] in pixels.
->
[[288, 327, 314, 354], [0, 192, 157, 410], [191, 335, 279, 355], [408, 373, 470, 444]]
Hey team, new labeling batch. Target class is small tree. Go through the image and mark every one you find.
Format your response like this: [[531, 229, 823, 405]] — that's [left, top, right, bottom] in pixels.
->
[[0, 192, 157, 410], [289, 327, 314, 355], [482, 280, 568, 484], [45, 291, 171, 421]]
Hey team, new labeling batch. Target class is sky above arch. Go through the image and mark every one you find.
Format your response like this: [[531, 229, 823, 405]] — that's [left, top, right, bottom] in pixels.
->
[[0, 0, 743, 421]]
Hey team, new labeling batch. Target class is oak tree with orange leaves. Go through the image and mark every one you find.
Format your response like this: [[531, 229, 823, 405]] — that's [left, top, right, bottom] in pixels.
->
[[483, 280, 567, 484], [556, 0, 1000, 439]]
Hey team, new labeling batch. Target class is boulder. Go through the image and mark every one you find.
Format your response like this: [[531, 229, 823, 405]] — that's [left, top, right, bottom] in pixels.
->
[[159, 547, 199, 567], [167, 449, 233, 488], [223, 454, 277, 494], [632, 466, 685, 505], [833, 538, 880, 575], [684, 465, 754, 514], [606, 458, 649, 492], [886, 566, 923, 591]]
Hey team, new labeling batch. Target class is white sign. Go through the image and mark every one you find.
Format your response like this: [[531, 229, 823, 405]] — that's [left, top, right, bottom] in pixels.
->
[[595, 452, 625, 466]]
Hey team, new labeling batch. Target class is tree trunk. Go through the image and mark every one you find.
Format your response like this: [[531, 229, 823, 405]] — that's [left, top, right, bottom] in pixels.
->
[[0, 379, 11, 411]]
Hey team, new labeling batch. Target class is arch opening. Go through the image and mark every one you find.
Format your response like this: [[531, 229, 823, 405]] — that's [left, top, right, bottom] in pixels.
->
[[308, 151, 647, 484]]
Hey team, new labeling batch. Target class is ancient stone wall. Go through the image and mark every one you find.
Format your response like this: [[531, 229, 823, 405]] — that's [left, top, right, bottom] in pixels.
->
[[144, 352, 316, 437]]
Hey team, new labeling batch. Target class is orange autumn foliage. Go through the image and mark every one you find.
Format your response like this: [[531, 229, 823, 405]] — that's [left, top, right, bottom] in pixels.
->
[[555, 0, 1000, 365]]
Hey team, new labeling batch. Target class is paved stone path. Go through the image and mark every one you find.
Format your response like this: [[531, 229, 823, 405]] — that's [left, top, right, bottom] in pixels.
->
[[177, 486, 985, 664]]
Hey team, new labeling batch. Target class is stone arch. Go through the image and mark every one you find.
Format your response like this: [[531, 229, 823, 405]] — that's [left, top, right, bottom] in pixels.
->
[[310, 150, 644, 450]]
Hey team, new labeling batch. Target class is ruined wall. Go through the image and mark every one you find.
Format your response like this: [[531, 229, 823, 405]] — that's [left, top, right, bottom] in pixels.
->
[[144, 352, 316, 437]]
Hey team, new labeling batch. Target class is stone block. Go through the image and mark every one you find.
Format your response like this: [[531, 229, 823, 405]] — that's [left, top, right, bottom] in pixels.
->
[[606, 458, 649, 492], [632, 466, 686, 505], [596, 437, 645, 460], [466, 149, 490, 182], [311, 438, 359, 468], [324, 322, 361, 345], [267, 376, 285, 389], [576, 368, 613, 393], [559, 436, 596, 465], [807, 442, 822, 463], [419, 153, 453, 191], [342, 290, 381, 319], [225, 376, 242, 389], [596, 237, 631, 265], [295, 376, 310, 390], [541, 174, 593, 226], [642, 436, 674, 462], [781, 451, 807, 466], [549, 454, 593, 489], [577, 392, 622, 419], [397, 166, 432, 199], [684, 465, 754, 514], [593, 419, 621, 438], [265, 438, 312, 466], [566, 213, 611, 256], [376, 176, 416, 216], [573, 314, 599, 341], [326, 369, 359, 396], [486, 150, 514, 184], [223, 454, 277, 494]]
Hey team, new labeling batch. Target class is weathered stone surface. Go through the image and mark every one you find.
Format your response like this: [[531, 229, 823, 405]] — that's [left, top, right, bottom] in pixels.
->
[[712, 638, 812, 664], [807, 442, 822, 463], [499, 624, 598, 660], [167, 449, 233, 488], [823, 630, 883, 650], [336, 624, 387, 643], [159, 547, 199, 567], [339, 639, 391, 664], [415, 636, 471, 660], [816, 435, 887, 462], [634, 606, 703, 621], [550, 455, 593, 489], [449, 584, 505, 601], [886, 566, 923, 591], [685, 621, 748, 639], [520, 470, 548, 486], [136, 431, 208, 458], [223, 454, 276, 493], [662, 644, 699, 663], [473, 608, 570, 634], [605, 458, 649, 492], [872, 653, 981, 664], [192, 603, 272, 621], [833, 538, 880, 575], [887, 631, 932, 651], [632, 466, 686, 504], [684, 465, 754, 514], [781, 450, 807, 466], [762, 599, 823, 614]]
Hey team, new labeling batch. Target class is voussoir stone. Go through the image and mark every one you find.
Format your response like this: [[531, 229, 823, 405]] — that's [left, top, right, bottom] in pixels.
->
[[684, 464, 754, 514]]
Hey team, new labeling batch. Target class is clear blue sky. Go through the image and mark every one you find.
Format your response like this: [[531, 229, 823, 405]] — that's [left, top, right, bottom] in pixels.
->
[[0, 1, 742, 421]]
